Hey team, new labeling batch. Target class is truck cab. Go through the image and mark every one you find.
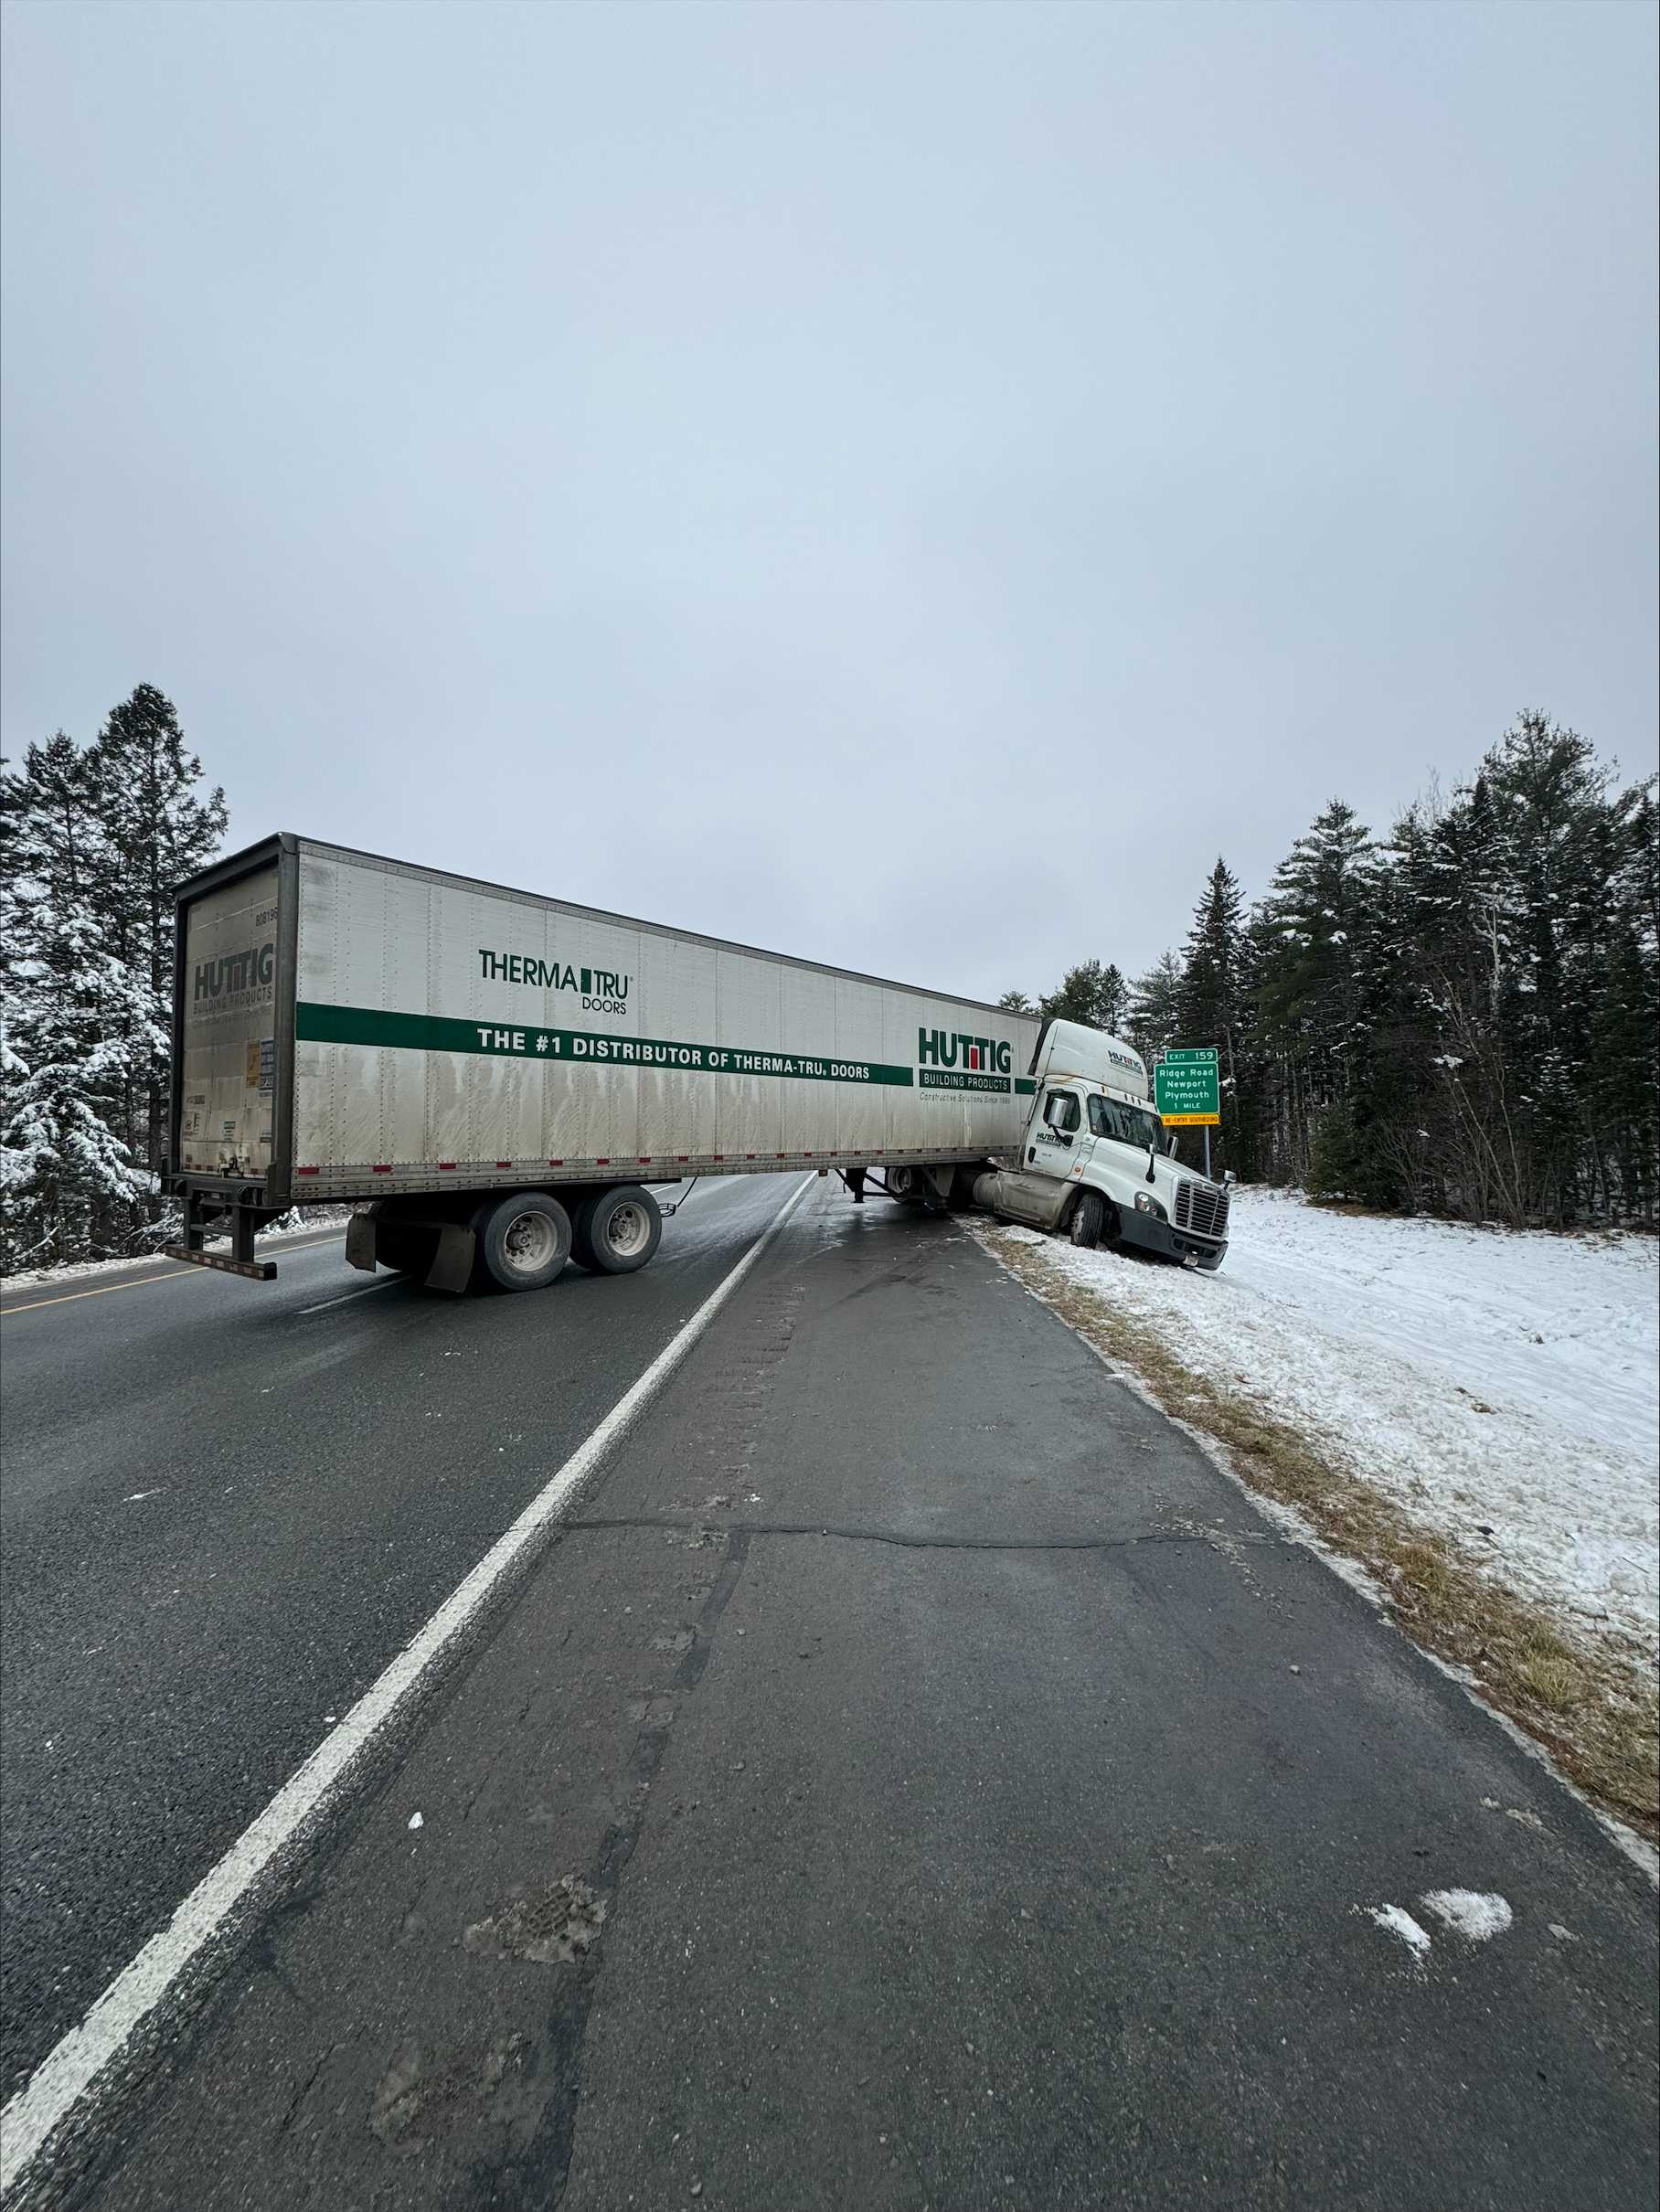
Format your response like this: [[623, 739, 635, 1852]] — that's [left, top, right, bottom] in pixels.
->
[[974, 1019, 1230, 1270]]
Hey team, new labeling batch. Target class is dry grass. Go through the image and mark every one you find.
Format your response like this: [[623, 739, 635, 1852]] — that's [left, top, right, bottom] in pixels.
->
[[986, 1234, 1660, 1843]]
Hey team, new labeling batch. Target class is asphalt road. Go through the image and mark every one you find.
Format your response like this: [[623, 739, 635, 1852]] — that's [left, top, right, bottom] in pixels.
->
[[1, 1179, 1655, 2210]]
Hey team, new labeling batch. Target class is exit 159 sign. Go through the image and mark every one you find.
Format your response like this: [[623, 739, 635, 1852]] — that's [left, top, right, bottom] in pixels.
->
[[1155, 1047, 1220, 1125]]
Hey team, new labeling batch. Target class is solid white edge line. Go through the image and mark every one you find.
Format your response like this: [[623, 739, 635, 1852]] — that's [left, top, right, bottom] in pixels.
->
[[0, 1173, 817, 2198]]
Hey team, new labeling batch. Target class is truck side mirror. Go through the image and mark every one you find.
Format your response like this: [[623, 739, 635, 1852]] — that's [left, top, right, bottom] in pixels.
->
[[1224, 1169, 1237, 1186], [1146, 1143, 1157, 1183]]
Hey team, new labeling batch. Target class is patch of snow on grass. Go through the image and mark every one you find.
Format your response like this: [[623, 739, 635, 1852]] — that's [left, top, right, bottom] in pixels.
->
[[1006, 1192, 1658, 1659], [1421, 1889, 1513, 1941]]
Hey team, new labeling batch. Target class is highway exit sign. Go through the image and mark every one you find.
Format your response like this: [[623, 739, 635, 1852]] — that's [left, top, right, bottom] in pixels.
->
[[1155, 1047, 1220, 1125]]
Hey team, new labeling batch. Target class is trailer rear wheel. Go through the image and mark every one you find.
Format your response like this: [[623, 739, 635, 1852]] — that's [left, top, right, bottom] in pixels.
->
[[569, 1198, 599, 1272], [1069, 1190, 1105, 1249], [580, 1185, 662, 1274], [475, 1191, 572, 1291]]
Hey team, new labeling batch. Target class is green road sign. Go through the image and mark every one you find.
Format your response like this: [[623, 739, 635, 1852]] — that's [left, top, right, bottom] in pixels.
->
[[1155, 1048, 1220, 1125]]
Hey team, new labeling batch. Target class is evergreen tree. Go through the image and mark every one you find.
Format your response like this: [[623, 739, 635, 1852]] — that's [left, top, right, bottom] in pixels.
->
[[995, 988, 1035, 1012], [1176, 859, 1260, 1176], [0, 689, 226, 1270], [1039, 959, 1129, 1034], [1254, 801, 1381, 1184], [1098, 962, 1129, 1035], [89, 685, 228, 1176], [0, 743, 158, 1265], [1127, 951, 1183, 1064]]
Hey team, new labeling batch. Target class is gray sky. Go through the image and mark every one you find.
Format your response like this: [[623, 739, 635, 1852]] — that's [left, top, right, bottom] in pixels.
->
[[3, 0, 1655, 1002]]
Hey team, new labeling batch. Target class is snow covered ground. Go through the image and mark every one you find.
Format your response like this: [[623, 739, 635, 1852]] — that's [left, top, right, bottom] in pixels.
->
[[983, 1191, 1658, 1662]]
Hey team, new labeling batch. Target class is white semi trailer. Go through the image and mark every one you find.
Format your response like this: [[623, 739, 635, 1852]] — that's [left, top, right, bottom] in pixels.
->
[[165, 835, 1229, 1288]]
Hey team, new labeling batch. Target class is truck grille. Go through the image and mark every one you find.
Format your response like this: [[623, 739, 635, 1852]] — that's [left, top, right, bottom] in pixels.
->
[[1174, 1181, 1229, 1241]]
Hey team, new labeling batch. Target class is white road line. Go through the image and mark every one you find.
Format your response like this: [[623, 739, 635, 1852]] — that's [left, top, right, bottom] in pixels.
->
[[298, 1279, 400, 1315], [0, 1173, 815, 2200]]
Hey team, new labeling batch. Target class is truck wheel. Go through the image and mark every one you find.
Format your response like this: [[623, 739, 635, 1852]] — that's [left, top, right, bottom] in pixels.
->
[[569, 1196, 599, 1272], [1069, 1191, 1105, 1249], [474, 1191, 572, 1292], [580, 1185, 662, 1274]]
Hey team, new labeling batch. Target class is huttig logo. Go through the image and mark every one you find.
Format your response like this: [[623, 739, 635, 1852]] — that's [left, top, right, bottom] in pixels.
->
[[192, 941, 275, 1016], [917, 1027, 1011, 1075]]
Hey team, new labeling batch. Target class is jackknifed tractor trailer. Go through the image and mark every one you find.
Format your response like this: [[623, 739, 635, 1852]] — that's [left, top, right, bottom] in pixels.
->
[[165, 835, 1230, 1291]]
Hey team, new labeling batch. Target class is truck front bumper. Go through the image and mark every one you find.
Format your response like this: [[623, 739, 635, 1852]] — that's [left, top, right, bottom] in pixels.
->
[[1116, 1207, 1227, 1271]]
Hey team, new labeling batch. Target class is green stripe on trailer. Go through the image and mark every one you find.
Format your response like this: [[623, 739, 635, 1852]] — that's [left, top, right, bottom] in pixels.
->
[[296, 1002, 916, 1087]]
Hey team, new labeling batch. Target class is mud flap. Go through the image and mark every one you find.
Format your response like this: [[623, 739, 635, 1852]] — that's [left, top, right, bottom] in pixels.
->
[[345, 1213, 378, 1273], [423, 1223, 475, 1295]]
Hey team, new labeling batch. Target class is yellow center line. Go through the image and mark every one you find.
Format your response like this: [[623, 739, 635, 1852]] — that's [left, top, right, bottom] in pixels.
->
[[0, 1235, 347, 1317]]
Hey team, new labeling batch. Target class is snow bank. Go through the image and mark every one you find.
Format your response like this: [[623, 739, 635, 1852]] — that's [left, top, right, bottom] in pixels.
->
[[984, 1191, 1658, 1660]]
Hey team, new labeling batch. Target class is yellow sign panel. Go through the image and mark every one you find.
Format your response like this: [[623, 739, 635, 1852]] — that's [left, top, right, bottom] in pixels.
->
[[246, 1039, 262, 1088], [1160, 1111, 1220, 1127]]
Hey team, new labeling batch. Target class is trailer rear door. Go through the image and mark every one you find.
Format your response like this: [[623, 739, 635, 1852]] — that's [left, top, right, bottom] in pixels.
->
[[178, 862, 281, 1181]]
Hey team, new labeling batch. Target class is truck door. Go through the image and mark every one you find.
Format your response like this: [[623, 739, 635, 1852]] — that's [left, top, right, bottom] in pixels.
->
[[178, 862, 282, 1183], [1027, 1086, 1085, 1185]]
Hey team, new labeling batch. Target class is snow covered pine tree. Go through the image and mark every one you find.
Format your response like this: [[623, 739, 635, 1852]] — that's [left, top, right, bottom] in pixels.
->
[[0, 687, 226, 1270]]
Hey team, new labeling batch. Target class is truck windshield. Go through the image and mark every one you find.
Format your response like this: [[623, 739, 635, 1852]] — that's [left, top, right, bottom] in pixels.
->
[[1088, 1095, 1168, 1154]]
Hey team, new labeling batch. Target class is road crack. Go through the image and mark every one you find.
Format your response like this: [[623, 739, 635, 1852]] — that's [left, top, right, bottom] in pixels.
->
[[565, 1514, 1274, 1557]]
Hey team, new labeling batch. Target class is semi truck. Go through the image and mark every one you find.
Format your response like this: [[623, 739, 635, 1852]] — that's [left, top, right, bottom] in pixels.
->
[[164, 835, 1230, 1290]]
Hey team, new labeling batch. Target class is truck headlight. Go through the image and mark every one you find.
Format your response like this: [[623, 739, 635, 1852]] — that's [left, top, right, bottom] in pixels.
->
[[1135, 1193, 1167, 1220]]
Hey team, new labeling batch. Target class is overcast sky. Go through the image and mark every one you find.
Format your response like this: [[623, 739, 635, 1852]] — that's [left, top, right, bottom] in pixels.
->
[[3, 0, 1655, 1001]]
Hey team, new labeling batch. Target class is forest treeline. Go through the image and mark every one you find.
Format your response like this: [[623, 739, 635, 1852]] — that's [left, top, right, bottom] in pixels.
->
[[1001, 713, 1657, 1227]]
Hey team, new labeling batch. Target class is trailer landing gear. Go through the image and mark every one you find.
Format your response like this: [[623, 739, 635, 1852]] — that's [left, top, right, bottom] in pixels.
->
[[843, 1164, 955, 1215]]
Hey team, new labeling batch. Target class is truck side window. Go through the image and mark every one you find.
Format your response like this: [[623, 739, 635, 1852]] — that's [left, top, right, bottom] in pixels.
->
[[1043, 1091, 1080, 1133], [1087, 1097, 1109, 1138]]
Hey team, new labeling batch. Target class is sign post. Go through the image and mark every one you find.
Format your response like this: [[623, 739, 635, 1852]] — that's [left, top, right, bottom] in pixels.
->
[[1154, 1047, 1221, 1180]]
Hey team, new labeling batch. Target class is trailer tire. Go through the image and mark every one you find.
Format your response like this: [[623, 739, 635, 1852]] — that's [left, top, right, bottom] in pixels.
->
[[1069, 1190, 1105, 1249], [580, 1185, 662, 1274], [568, 1197, 600, 1272], [474, 1191, 572, 1292]]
